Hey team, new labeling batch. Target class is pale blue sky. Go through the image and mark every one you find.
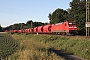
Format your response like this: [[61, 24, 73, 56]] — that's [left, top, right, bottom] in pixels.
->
[[0, 0, 72, 27]]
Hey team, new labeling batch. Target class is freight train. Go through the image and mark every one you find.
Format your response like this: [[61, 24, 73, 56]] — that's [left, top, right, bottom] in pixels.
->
[[5, 21, 77, 35]]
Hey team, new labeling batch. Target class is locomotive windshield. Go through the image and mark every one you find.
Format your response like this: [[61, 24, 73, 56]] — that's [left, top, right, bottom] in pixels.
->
[[68, 22, 77, 27], [69, 22, 76, 25]]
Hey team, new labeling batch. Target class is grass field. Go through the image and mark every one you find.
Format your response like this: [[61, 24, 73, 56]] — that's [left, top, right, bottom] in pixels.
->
[[3, 33, 90, 60], [0, 33, 19, 60], [7, 34, 64, 60]]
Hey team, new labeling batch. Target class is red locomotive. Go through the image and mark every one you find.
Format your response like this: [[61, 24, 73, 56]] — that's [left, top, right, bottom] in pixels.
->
[[51, 21, 77, 35], [5, 21, 77, 35]]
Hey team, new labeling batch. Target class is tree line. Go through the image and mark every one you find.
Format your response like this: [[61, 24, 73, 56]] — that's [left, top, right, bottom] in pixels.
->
[[4, 20, 48, 30], [48, 0, 86, 35], [0, 25, 3, 32], [0, 0, 88, 35]]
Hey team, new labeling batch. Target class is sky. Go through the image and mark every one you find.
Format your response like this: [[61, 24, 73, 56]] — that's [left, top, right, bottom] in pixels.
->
[[0, 0, 72, 27]]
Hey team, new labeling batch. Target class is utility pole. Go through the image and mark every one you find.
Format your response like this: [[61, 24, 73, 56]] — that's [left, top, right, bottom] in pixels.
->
[[31, 20, 32, 28], [86, 0, 90, 37], [31, 20, 33, 33]]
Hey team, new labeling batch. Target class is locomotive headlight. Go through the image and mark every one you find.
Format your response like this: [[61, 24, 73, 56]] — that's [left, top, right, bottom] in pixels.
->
[[69, 23, 72, 24], [74, 27, 77, 28], [69, 27, 72, 28]]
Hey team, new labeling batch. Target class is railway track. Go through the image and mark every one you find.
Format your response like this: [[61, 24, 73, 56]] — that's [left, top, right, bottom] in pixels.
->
[[32, 33, 90, 39], [0, 32, 8, 33]]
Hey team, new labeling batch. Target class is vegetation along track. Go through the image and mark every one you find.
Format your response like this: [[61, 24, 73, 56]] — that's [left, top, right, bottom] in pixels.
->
[[0, 33, 19, 59], [6, 34, 90, 60]]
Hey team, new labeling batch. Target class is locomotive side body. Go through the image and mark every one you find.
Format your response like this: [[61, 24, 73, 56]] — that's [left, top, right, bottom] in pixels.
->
[[51, 21, 77, 35], [51, 21, 69, 35]]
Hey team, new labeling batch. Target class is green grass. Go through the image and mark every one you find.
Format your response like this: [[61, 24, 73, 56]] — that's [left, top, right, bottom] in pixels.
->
[[7, 34, 64, 60], [0, 33, 19, 59], [46, 36, 90, 60], [7, 33, 90, 60]]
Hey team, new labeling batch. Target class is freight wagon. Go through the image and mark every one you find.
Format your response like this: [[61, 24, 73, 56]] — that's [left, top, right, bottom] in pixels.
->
[[43, 24, 52, 34]]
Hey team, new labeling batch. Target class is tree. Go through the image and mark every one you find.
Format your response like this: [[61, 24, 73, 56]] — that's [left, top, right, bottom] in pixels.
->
[[26, 20, 33, 28], [33, 22, 45, 27], [26, 20, 45, 28], [5, 23, 26, 30], [11, 24, 20, 30], [5, 20, 46, 30], [19, 23, 25, 29], [0, 25, 2, 32], [48, 8, 68, 24], [68, 0, 86, 34]]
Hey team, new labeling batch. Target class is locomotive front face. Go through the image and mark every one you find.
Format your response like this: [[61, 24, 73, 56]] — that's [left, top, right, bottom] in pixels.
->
[[68, 22, 77, 31], [68, 22, 77, 35]]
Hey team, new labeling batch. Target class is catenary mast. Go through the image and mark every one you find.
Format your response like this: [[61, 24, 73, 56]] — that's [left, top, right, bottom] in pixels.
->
[[86, 0, 90, 37]]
